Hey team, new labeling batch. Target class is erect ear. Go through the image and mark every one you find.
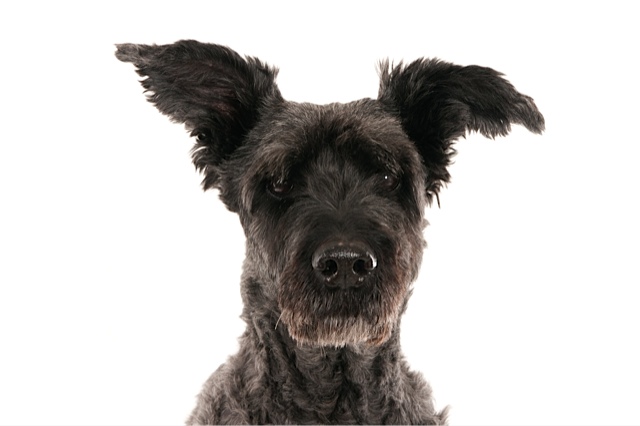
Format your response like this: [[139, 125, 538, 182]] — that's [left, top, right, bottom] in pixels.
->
[[377, 58, 545, 204], [115, 40, 282, 190]]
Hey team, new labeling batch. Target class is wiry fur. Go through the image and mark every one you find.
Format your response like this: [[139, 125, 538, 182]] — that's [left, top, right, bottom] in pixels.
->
[[115, 40, 544, 424]]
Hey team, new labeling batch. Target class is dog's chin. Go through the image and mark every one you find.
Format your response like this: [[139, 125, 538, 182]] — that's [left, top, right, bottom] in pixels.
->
[[277, 261, 410, 348], [280, 311, 396, 348]]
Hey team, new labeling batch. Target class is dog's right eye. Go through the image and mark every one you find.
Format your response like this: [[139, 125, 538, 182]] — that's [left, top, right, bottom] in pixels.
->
[[267, 179, 294, 198], [195, 130, 212, 143]]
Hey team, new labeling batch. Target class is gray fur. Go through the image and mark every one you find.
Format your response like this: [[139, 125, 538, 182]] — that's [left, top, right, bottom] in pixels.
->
[[115, 40, 544, 424]]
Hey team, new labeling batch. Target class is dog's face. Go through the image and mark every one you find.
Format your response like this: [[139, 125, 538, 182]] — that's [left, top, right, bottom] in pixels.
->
[[116, 40, 544, 348], [231, 101, 428, 346]]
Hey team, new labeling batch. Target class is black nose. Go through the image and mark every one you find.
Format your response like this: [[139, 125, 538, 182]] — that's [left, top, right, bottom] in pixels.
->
[[312, 241, 377, 289]]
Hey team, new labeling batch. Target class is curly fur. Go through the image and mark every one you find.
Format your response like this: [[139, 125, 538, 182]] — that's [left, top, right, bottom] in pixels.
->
[[116, 40, 544, 424]]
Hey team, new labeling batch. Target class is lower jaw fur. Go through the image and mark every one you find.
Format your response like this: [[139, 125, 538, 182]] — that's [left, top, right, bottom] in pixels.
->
[[279, 309, 397, 348]]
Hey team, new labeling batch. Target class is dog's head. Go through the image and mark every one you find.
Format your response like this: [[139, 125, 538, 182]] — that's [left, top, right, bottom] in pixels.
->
[[116, 40, 544, 347]]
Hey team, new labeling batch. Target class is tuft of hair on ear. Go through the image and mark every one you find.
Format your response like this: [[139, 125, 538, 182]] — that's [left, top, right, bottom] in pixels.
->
[[377, 58, 545, 204], [115, 40, 283, 190]]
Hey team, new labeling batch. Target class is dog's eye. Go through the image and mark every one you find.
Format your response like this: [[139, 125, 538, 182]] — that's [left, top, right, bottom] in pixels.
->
[[267, 179, 294, 198], [195, 130, 212, 143], [380, 173, 400, 192]]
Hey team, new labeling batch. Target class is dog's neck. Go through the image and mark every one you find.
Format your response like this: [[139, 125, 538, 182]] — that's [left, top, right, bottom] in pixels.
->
[[272, 313, 403, 380], [239, 290, 408, 422], [225, 270, 442, 423]]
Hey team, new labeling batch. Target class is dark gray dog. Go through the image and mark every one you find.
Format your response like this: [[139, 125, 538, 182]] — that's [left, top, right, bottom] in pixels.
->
[[116, 40, 544, 424]]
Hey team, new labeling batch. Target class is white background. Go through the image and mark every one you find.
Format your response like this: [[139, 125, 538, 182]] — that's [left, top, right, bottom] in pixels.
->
[[1, 1, 639, 425]]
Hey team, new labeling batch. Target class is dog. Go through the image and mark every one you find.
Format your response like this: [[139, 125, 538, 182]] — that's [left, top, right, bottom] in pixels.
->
[[116, 40, 544, 424]]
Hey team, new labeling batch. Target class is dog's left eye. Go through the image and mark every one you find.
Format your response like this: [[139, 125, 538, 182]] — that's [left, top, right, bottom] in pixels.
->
[[380, 173, 400, 192]]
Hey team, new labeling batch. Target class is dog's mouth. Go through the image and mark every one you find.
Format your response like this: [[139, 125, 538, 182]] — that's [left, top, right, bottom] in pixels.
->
[[277, 256, 409, 347], [271, 225, 421, 347]]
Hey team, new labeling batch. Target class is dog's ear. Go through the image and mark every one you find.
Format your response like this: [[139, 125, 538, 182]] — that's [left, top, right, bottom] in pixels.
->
[[115, 40, 282, 190], [378, 59, 544, 204]]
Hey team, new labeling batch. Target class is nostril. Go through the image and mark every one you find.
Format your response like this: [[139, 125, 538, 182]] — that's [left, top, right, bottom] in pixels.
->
[[353, 259, 367, 275], [321, 259, 339, 278], [353, 256, 376, 275]]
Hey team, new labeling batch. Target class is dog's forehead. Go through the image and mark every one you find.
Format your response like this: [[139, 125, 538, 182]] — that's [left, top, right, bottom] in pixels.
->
[[247, 99, 415, 177]]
